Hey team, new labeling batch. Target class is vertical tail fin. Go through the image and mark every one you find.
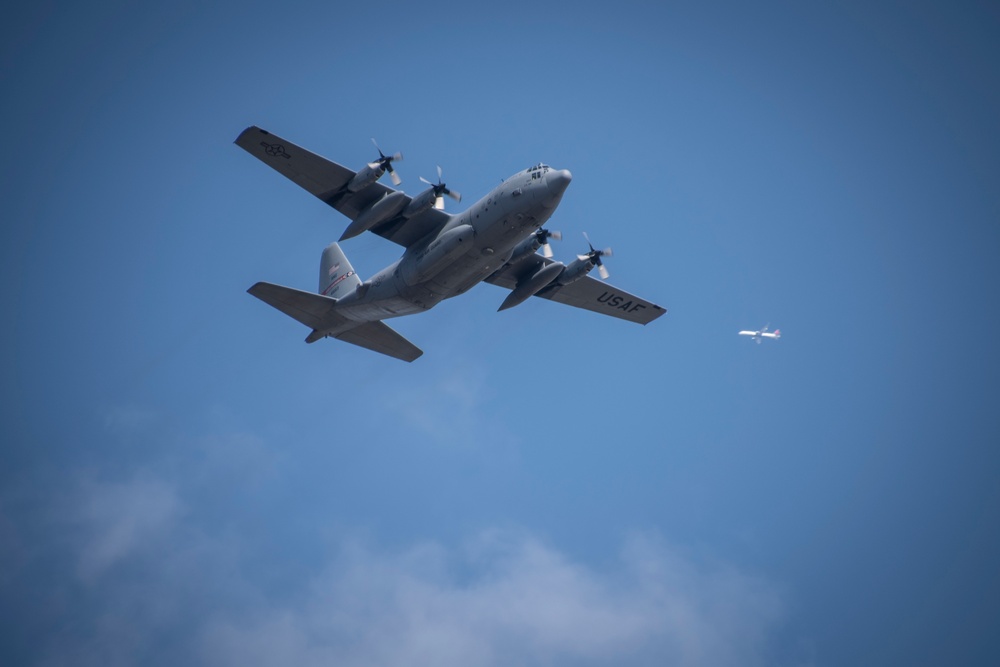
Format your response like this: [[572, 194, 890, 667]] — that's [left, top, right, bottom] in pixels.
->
[[319, 242, 362, 299]]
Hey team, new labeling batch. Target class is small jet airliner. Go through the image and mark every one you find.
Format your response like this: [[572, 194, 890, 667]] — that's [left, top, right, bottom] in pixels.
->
[[739, 326, 781, 343], [235, 126, 666, 361]]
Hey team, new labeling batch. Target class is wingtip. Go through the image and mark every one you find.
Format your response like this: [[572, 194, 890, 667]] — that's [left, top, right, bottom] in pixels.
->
[[235, 125, 260, 144]]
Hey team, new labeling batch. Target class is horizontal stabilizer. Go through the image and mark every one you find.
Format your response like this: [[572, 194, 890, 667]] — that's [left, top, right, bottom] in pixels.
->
[[248, 282, 422, 362], [248, 282, 341, 331], [333, 321, 423, 362]]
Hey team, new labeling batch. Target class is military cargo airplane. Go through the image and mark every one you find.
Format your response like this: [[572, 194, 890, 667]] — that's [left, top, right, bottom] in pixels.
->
[[739, 326, 781, 343], [235, 126, 666, 361]]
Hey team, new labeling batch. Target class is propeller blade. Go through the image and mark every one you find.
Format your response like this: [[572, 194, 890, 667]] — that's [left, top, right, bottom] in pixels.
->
[[371, 139, 402, 159], [536, 228, 560, 258], [578, 232, 613, 276], [418, 166, 459, 209], [370, 139, 402, 182]]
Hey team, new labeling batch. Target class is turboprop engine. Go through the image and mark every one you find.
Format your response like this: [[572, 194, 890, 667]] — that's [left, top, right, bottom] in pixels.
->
[[346, 139, 402, 192], [558, 232, 613, 282], [507, 228, 562, 264], [401, 187, 439, 219], [499, 231, 607, 310], [397, 166, 463, 220]]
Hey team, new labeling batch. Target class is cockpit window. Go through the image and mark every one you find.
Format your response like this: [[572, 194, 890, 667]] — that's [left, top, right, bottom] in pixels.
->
[[528, 163, 551, 180]]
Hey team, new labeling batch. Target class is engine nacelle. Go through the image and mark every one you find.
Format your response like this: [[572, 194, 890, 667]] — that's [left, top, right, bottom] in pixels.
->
[[346, 163, 383, 192], [554, 256, 594, 286], [400, 224, 474, 285], [340, 191, 408, 241], [507, 234, 543, 264], [497, 261, 565, 311], [402, 188, 438, 219]]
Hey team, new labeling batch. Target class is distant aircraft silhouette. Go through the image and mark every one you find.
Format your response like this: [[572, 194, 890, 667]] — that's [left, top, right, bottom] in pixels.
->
[[739, 325, 781, 344]]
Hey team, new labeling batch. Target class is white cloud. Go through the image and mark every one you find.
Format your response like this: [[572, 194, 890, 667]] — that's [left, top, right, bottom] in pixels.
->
[[38, 411, 786, 666], [75, 476, 181, 582], [199, 531, 783, 667]]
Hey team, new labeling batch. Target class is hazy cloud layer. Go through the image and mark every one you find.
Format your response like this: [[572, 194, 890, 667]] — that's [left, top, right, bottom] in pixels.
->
[[198, 530, 782, 666], [20, 473, 786, 666], [75, 476, 181, 582], [2, 406, 789, 667]]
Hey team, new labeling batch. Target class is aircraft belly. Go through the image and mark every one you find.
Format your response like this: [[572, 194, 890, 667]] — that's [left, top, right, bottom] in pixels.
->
[[376, 297, 425, 317], [476, 208, 538, 245], [339, 297, 425, 321], [428, 248, 508, 296]]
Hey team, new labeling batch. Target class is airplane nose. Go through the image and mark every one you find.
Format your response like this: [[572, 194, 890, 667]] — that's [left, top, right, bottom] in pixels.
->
[[547, 169, 572, 195]]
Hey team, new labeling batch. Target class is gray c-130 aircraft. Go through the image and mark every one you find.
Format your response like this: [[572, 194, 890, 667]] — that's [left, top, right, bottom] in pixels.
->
[[236, 126, 666, 362]]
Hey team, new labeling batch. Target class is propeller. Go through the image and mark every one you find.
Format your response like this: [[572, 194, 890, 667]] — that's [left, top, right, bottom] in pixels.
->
[[370, 138, 403, 185], [420, 166, 462, 210], [535, 228, 562, 258], [577, 232, 613, 279]]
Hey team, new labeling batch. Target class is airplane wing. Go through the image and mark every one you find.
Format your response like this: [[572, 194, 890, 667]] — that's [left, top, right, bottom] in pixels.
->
[[485, 255, 666, 325], [247, 282, 423, 362], [234, 126, 449, 248]]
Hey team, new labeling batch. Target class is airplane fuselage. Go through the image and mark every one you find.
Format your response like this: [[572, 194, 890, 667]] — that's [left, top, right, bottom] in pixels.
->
[[331, 165, 572, 323], [739, 328, 781, 343]]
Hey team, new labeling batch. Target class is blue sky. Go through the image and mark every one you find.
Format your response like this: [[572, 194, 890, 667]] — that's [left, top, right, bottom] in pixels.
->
[[3, 1, 999, 664]]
